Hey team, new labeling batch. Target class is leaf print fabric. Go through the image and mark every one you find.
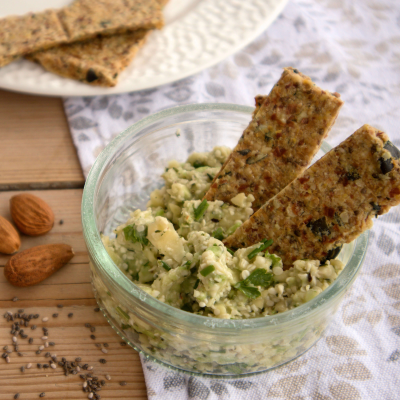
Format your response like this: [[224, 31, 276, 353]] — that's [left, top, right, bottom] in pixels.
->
[[63, 0, 400, 398]]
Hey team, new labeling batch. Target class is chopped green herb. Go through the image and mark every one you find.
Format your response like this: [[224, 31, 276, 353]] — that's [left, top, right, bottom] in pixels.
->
[[121, 323, 132, 330], [193, 160, 205, 169], [227, 248, 235, 256], [131, 272, 139, 281], [182, 260, 192, 269], [193, 279, 200, 289], [237, 286, 261, 299], [234, 268, 273, 299], [155, 209, 164, 217], [181, 303, 192, 312], [123, 224, 149, 246], [200, 265, 215, 277], [155, 230, 161, 233], [144, 261, 149, 266], [194, 199, 209, 221], [160, 261, 171, 271], [207, 173, 214, 181], [116, 307, 129, 321], [212, 227, 224, 240], [247, 239, 273, 260]]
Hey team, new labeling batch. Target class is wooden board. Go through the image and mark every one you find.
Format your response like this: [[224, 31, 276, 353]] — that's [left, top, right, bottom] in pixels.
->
[[0, 189, 147, 399], [0, 90, 85, 191]]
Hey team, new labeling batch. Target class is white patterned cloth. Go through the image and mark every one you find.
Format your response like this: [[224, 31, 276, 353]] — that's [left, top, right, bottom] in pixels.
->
[[64, 0, 400, 398]]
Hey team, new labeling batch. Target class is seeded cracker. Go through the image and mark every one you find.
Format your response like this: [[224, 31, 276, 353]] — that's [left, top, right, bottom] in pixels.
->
[[58, 0, 163, 42], [204, 68, 344, 212], [224, 125, 400, 267], [0, 10, 68, 67], [0, 0, 163, 68], [27, 30, 148, 86], [26, 0, 168, 86]]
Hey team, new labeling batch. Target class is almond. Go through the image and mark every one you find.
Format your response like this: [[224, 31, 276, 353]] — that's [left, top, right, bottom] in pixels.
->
[[10, 193, 55, 236], [0, 215, 21, 254], [4, 244, 74, 287]]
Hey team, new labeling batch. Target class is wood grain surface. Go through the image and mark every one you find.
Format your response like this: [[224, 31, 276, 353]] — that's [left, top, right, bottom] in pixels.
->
[[0, 90, 148, 400], [0, 90, 85, 191]]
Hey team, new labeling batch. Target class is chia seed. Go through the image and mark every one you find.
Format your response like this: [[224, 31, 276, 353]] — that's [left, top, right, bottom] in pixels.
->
[[99, 359, 106, 364], [14, 394, 20, 399], [90, 335, 96, 340], [68, 313, 73, 318], [120, 381, 127, 386], [57, 304, 63, 308], [39, 393, 45, 397], [29, 338, 34, 344], [12, 297, 18, 302], [52, 313, 58, 318], [90, 327, 96, 333], [103, 343, 109, 348], [94, 308, 100, 312], [49, 342, 55, 346], [31, 325, 37, 330]]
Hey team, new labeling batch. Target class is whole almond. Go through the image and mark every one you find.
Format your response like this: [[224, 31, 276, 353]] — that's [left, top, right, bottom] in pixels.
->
[[4, 244, 74, 287], [0, 215, 21, 254], [10, 193, 55, 236]]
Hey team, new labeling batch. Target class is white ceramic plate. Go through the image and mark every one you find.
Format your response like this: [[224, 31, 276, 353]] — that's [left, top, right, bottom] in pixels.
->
[[0, 0, 287, 97]]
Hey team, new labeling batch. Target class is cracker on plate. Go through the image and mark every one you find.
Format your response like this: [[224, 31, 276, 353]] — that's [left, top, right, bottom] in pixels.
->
[[58, 0, 163, 42], [224, 124, 400, 267], [203, 67, 344, 212], [0, 10, 68, 67], [27, 30, 149, 87], [0, 0, 163, 68]]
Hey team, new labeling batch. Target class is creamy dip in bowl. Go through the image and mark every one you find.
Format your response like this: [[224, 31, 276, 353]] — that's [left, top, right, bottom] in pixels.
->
[[82, 103, 368, 377]]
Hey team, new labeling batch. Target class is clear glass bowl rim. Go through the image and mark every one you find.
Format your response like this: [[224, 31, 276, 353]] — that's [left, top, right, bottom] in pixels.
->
[[82, 102, 369, 331]]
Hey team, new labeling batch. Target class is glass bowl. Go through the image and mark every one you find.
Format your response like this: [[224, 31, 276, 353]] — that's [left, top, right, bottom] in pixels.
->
[[82, 103, 368, 377]]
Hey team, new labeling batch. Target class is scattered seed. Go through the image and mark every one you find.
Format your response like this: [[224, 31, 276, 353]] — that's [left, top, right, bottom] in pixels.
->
[[76, 366, 81, 372], [6, 356, 10, 363], [49, 342, 55, 346], [105, 374, 111, 381], [37, 363, 42, 368], [12, 336, 17, 343], [120, 342, 127, 346], [39, 393, 45, 397], [18, 352, 23, 357], [42, 336, 48, 340], [42, 317, 49, 322], [75, 357, 82, 362], [59, 219, 64, 225], [90, 327, 96, 333], [99, 359, 106, 364], [3, 346, 8, 351], [39, 346, 44, 351], [103, 343, 109, 348], [52, 313, 58, 318], [27, 363, 32, 369], [14, 394, 20, 399], [20, 366, 25, 372], [45, 342, 49, 348], [101, 348, 108, 354], [33, 314, 39, 319], [85, 323, 91, 328], [120, 381, 127, 386], [13, 297, 18, 302], [50, 364, 56, 369], [29, 338, 34, 344], [68, 313, 73, 318], [87, 366, 94, 371], [83, 381, 88, 388], [45, 352, 51, 358], [94, 308, 100, 312], [43, 364, 49, 369], [88, 393, 93, 399], [90, 335, 96, 340], [31, 325, 37, 330], [95, 344, 101, 348], [18, 309, 24, 313]]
